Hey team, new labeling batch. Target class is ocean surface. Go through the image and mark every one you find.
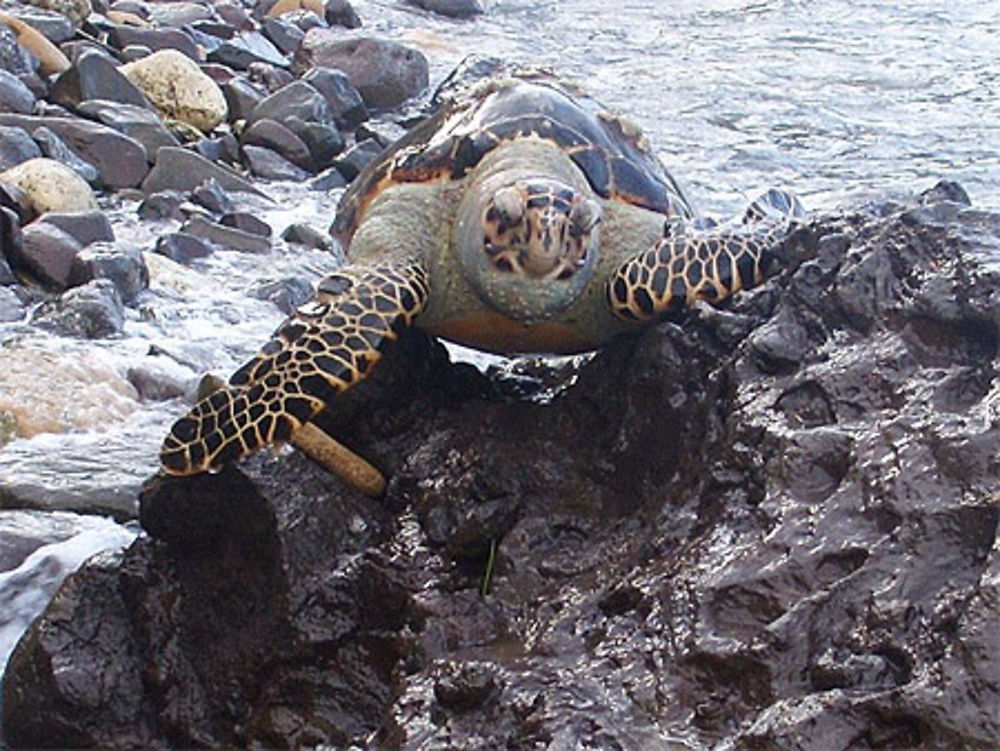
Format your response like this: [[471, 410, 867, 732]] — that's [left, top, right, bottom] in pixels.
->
[[2, 0, 998, 723]]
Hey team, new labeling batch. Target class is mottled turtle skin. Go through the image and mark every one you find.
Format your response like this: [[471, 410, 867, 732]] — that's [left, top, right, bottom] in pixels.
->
[[161, 78, 804, 488]]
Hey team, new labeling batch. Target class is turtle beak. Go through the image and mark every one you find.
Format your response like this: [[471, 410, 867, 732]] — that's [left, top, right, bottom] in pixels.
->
[[493, 185, 525, 226]]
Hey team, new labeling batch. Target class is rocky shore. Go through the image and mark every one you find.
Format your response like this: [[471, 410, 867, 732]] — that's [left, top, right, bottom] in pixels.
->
[[1, 0, 999, 748]]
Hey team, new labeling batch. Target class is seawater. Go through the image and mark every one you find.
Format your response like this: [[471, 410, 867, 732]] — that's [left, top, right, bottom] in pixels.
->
[[358, 0, 1000, 214]]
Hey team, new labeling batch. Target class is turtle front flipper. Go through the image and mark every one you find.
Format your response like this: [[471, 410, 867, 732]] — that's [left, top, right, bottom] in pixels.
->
[[160, 263, 429, 493], [608, 189, 805, 320]]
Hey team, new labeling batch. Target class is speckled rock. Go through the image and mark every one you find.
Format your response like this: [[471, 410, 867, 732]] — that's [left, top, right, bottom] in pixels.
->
[[293, 32, 429, 111], [0, 157, 96, 215], [121, 49, 227, 132]]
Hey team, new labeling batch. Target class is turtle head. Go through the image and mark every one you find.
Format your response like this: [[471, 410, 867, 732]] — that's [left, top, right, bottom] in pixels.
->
[[456, 177, 602, 321]]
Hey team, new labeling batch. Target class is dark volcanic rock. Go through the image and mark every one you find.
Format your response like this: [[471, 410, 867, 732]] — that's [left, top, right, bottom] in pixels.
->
[[142, 146, 267, 197], [181, 215, 272, 253], [75, 100, 180, 161], [6, 185, 1000, 749], [68, 243, 149, 303], [32, 278, 125, 338], [33, 210, 113, 246], [0, 69, 35, 114], [301, 66, 368, 128], [241, 117, 312, 169], [31, 126, 101, 184], [293, 32, 429, 111], [207, 30, 289, 70], [406, 0, 484, 18], [242, 143, 309, 180], [153, 231, 213, 263], [11, 221, 83, 289], [331, 136, 381, 181], [0, 125, 41, 171], [0, 114, 148, 188], [220, 75, 265, 122], [109, 26, 201, 61], [50, 49, 151, 111]]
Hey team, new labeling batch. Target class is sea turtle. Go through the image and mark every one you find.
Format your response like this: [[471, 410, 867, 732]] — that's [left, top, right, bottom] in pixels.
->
[[160, 78, 804, 494]]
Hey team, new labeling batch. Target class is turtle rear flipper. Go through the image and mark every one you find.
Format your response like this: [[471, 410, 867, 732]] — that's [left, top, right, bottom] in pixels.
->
[[607, 189, 804, 320], [160, 263, 429, 490]]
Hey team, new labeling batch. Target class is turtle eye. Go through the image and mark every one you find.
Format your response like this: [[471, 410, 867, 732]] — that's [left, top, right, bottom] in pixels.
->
[[569, 199, 601, 237], [492, 186, 524, 226]]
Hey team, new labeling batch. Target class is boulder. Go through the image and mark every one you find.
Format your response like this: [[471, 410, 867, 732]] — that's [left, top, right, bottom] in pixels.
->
[[293, 32, 428, 111], [143, 1, 212, 27], [0, 125, 42, 171], [242, 144, 308, 181], [21, 0, 91, 28], [247, 274, 311, 313], [141, 146, 266, 198], [32, 277, 124, 337], [241, 117, 311, 169], [50, 49, 150, 111], [206, 30, 289, 70], [68, 242, 148, 302], [219, 211, 271, 237], [121, 49, 227, 132], [0, 25, 34, 78], [75, 100, 180, 162], [153, 231, 213, 263], [0, 12, 70, 76], [1, 6, 74, 43], [0, 283, 23, 319], [180, 215, 272, 253], [247, 79, 330, 129], [6, 186, 1000, 749], [109, 25, 201, 61], [324, 0, 360, 28], [280, 221, 331, 251], [0, 157, 96, 215], [260, 16, 304, 56], [300, 67, 367, 128], [220, 76, 265, 122], [10, 220, 82, 288], [0, 114, 148, 188], [32, 209, 112, 246], [405, 0, 483, 18], [331, 136, 380, 181], [0, 206, 20, 281], [190, 178, 232, 214], [31, 125, 100, 184], [0, 69, 35, 114]]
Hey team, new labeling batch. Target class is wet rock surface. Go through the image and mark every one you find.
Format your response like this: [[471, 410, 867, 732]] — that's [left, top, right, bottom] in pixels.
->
[[5, 186, 1000, 748]]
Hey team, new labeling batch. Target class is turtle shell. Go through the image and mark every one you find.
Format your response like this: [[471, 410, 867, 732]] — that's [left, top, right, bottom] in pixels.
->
[[330, 79, 694, 247]]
